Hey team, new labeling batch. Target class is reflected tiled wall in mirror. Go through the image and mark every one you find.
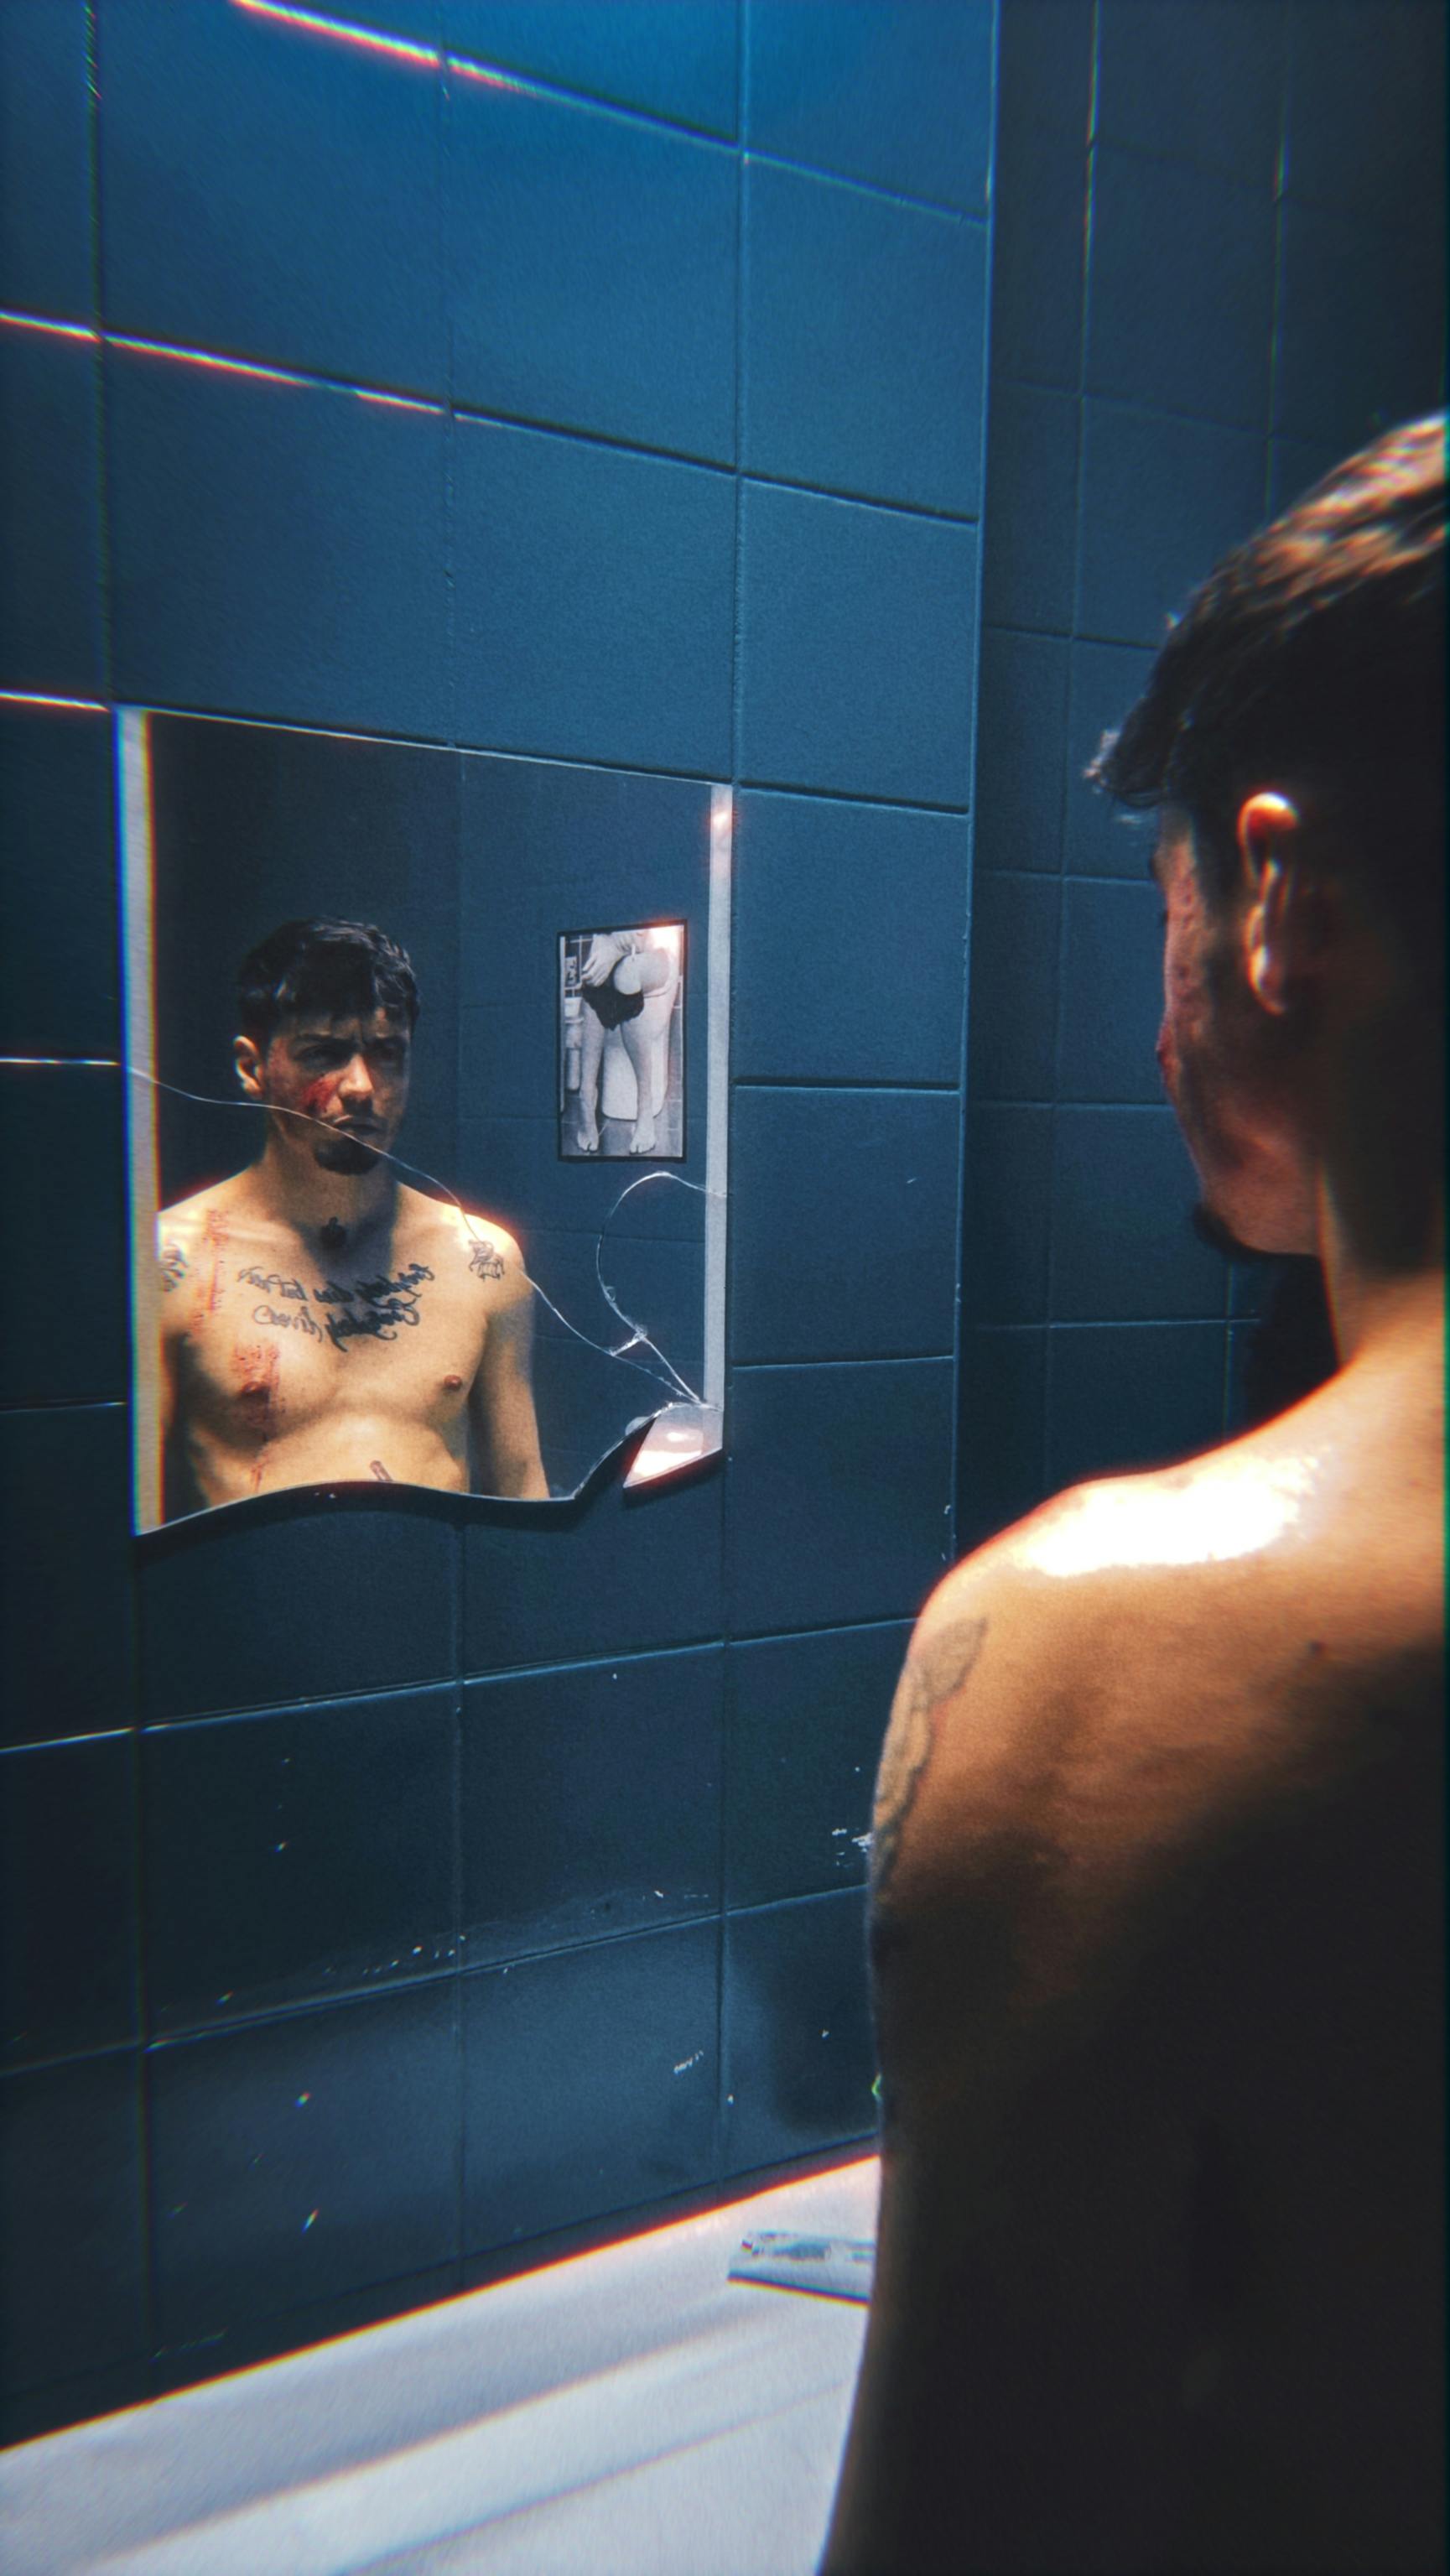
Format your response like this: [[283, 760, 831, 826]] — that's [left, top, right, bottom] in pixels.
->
[[121, 713, 726, 1523]]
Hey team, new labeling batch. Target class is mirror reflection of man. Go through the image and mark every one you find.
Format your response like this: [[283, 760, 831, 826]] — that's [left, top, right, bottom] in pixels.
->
[[825, 419, 1444, 2572], [157, 919, 548, 1517]]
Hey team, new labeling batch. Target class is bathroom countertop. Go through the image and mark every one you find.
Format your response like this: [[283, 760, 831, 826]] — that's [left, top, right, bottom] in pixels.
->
[[1, 2156, 879, 2576]]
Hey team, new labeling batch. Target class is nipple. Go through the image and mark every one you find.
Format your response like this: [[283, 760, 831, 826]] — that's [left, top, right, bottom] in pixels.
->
[[320, 1217, 346, 1252], [444, 1373, 464, 1392]]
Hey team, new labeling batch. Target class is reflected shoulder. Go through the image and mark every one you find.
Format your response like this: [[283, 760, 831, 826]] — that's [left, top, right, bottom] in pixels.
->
[[423, 1197, 528, 1284], [157, 1171, 249, 1239]]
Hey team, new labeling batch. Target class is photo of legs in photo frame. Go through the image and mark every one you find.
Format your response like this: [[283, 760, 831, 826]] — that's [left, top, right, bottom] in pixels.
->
[[559, 925, 685, 1159]]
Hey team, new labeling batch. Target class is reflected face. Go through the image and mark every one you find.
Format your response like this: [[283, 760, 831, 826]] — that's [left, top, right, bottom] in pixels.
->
[[254, 1007, 412, 1173], [1151, 817, 1313, 1256]]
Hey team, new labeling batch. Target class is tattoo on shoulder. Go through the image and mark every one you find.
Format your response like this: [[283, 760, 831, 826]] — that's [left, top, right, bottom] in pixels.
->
[[871, 1616, 987, 1902], [469, 1238, 507, 1282], [159, 1241, 190, 1293]]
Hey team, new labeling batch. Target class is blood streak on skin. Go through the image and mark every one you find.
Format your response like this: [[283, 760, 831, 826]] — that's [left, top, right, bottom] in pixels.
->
[[201, 1205, 229, 1314], [233, 1341, 283, 1493]]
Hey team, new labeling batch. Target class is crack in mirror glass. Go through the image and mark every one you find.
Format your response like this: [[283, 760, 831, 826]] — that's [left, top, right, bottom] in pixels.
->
[[101, 710, 730, 1529]]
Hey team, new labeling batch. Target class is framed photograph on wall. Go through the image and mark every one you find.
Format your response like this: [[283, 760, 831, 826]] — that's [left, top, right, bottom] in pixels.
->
[[558, 924, 686, 1162]]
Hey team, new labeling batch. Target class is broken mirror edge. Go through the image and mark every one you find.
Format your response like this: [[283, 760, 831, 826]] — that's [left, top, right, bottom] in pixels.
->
[[117, 705, 733, 1539], [133, 1402, 725, 1551]]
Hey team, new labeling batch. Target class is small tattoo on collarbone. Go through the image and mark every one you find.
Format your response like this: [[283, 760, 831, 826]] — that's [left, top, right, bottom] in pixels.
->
[[470, 1239, 506, 1282]]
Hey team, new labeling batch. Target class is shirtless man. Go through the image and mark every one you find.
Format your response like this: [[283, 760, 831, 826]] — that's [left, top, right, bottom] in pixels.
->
[[158, 918, 548, 1516], [825, 416, 1444, 2572]]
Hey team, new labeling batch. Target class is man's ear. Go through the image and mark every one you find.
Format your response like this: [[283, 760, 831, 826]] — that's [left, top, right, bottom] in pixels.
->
[[233, 1034, 266, 1098], [1238, 791, 1328, 1016]]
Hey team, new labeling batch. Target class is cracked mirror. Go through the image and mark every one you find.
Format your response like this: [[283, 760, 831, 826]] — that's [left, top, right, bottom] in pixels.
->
[[120, 711, 728, 1530]]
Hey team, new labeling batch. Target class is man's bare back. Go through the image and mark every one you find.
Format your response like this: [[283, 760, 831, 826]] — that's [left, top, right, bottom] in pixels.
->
[[159, 1171, 545, 1511], [830, 1341, 1443, 2569], [825, 419, 1446, 2573]]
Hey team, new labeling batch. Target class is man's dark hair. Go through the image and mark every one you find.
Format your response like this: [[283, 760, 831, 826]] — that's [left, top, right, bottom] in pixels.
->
[[1089, 413, 1446, 950], [236, 919, 419, 1048]]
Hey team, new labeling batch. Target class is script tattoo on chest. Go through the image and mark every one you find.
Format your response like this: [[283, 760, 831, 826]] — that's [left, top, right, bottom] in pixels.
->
[[469, 1239, 507, 1282], [235, 1261, 435, 1353]]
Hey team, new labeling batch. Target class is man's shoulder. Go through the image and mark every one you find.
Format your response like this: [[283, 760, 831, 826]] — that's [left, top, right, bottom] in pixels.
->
[[887, 1416, 1439, 1923], [158, 1173, 249, 1241], [400, 1191, 525, 1276]]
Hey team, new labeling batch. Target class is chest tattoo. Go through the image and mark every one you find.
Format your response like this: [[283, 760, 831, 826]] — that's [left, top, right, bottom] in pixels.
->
[[233, 1261, 435, 1352]]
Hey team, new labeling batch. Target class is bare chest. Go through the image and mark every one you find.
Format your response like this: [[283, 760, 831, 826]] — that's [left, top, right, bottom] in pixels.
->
[[176, 1237, 486, 1436]]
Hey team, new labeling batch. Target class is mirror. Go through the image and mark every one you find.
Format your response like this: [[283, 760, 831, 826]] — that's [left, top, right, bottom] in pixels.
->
[[119, 712, 730, 1529]]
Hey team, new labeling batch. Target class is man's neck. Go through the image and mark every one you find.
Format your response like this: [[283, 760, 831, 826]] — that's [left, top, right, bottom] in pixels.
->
[[1319, 1175, 1445, 1381], [250, 1135, 398, 1257]]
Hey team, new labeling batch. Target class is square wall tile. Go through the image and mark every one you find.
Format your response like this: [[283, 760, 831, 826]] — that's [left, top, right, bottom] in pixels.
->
[[980, 382, 1079, 635], [958, 1324, 1047, 1548], [998, 0, 1094, 140], [746, 1, 992, 214], [1046, 1319, 1229, 1488], [723, 1891, 875, 2173], [444, 2, 739, 137], [990, 121, 1086, 393], [966, 872, 1061, 1102], [138, 1499, 459, 1721], [99, 0, 445, 393], [143, 1686, 457, 2033], [743, 161, 986, 514], [456, 1111, 705, 1250], [149, 1983, 458, 2348], [1056, 877, 1165, 1103], [964, 1103, 1053, 1325], [730, 1089, 960, 1362], [2, 1737, 138, 2067], [1087, 146, 1275, 430], [725, 1621, 908, 1907], [0, 2053, 146, 2395], [0, 0, 94, 321], [727, 1358, 953, 1634], [0, 327, 103, 697], [1096, 0, 1286, 189], [1050, 1105, 1227, 1322], [740, 482, 977, 804], [462, 1920, 718, 2251], [1285, 0, 1445, 226], [0, 1064, 127, 1407], [1077, 398, 1265, 648], [463, 1457, 723, 1673], [0, 708, 120, 1061], [1062, 639, 1156, 877], [0, 1407, 135, 1751], [448, 77, 735, 461], [452, 418, 733, 772], [460, 747, 714, 930], [731, 792, 969, 1085], [460, 1647, 721, 1962], [107, 350, 448, 738], [973, 628, 1070, 872], [1274, 201, 1446, 453]]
